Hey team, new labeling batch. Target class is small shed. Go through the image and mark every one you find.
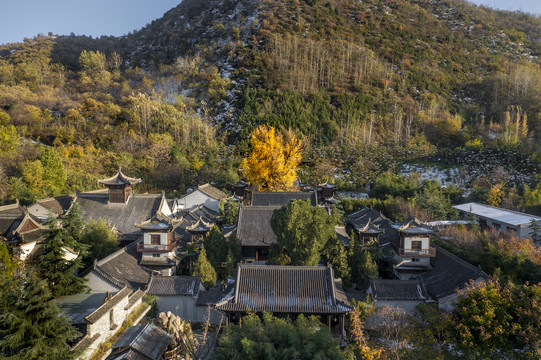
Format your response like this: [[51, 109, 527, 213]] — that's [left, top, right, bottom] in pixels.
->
[[367, 279, 429, 312], [107, 323, 172, 360], [147, 275, 206, 322]]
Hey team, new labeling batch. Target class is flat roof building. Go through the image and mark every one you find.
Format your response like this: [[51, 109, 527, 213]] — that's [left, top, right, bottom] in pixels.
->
[[453, 202, 541, 240]]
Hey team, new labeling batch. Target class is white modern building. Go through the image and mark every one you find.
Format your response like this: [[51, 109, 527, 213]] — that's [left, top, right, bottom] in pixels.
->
[[453, 202, 541, 240]]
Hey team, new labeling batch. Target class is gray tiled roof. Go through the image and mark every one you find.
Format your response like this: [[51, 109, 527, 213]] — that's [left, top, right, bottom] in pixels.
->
[[29, 195, 74, 218], [72, 333, 101, 351], [237, 206, 280, 247], [86, 241, 152, 290], [346, 208, 397, 244], [109, 323, 172, 360], [147, 276, 200, 296], [216, 265, 353, 314], [0, 202, 24, 236], [392, 218, 437, 235], [76, 192, 162, 236], [98, 169, 142, 186], [370, 279, 428, 300], [251, 191, 318, 206], [196, 281, 235, 306], [197, 183, 228, 200], [176, 206, 219, 243], [419, 246, 488, 299]]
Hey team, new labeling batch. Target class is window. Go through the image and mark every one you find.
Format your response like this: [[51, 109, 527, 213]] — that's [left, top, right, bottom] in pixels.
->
[[411, 258, 420, 262], [411, 241, 422, 251], [492, 222, 501, 231], [152, 253, 160, 258], [150, 234, 160, 245]]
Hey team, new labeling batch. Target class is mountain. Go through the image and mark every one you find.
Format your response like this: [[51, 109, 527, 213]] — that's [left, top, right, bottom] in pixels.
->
[[1, 0, 541, 203]]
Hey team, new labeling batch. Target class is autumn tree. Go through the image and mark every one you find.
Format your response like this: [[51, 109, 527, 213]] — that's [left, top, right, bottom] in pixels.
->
[[241, 125, 301, 191], [348, 304, 383, 360], [487, 184, 504, 207], [447, 279, 541, 358]]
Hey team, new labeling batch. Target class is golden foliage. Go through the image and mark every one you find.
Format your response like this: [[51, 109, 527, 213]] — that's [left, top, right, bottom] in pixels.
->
[[487, 184, 504, 207], [241, 125, 301, 191], [496, 236, 541, 265], [349, 308, 384, 360]]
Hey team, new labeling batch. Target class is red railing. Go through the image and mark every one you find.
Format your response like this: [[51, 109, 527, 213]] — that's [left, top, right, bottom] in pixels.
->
[[137, 240, 178, 253]]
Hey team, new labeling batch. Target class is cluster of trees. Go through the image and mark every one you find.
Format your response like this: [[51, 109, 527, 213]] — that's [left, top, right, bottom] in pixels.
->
[[191, 226, 243, 289], [214, 312, 345, 360], [266, 199, 378, 289], [0, 203, 120, 358]]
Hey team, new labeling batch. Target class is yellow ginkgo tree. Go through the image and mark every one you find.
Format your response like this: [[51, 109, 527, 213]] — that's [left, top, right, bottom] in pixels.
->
[[241, 125, 301, 191]]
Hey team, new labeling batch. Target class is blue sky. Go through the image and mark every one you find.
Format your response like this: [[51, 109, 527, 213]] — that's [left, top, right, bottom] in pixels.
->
[[0, 0, 180, 45], [469, 0, 541, 14], [0, 0, 540, 46]]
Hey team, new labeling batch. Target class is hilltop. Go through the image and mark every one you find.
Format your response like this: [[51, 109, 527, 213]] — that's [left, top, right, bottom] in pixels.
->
[[1, 0, 541, 203]]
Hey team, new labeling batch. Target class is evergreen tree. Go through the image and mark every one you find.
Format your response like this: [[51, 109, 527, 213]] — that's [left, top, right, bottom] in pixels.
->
[[203, 226, 228, 277], [40, 147, 67, 194], [270, 199, 340, 266], [38, 217, 87, 297], [324, 236, 351, 288], [529, 219, 541, 244], [80, 219, 118, 268], [355, 250, 378, 289], [192, 246, 217, 289], [62, 202, 86, 248], [0, 269, 80, 360], [215, 312, 345, 360]]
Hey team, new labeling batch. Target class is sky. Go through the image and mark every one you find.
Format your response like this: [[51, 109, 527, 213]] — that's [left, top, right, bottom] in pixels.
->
[[0, 0, 540, 46], [469, 0, 541, 14], [0, 0, 180, 45]]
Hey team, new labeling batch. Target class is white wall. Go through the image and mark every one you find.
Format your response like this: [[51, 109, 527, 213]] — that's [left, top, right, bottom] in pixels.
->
[[178, 190, 220, 213], [403, 237, 430, 252], [18, 242, 37, 261], [156, 296, 223, 324], [143, 232, 168, 245]]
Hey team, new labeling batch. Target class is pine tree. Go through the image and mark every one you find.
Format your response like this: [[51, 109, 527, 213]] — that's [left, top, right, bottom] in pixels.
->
[[203, 226, 228, 278], [192, 246, 217, 289], [0, 269, 80, 360], [529, 219, 541, 244], [38, 217, 87, 297], [356, 250, 378, 289]]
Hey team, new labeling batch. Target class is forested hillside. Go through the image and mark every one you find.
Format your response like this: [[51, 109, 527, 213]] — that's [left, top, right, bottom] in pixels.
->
[[1, 0, 541, 205]]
